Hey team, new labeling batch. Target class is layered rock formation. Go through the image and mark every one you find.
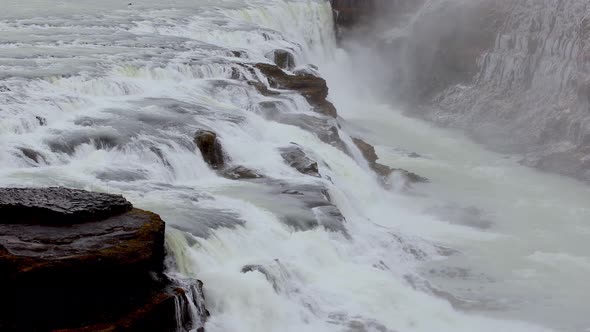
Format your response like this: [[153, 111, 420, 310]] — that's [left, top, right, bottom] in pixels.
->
[[254, 63, 338, 118], [334, 0, 590, 182], [0, 187, 207, 332]]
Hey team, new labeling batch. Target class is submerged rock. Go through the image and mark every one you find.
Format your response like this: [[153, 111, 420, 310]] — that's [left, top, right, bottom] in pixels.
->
[[194, 129, 225, 169], [280, 144, 321, 177], [248, 81, 281, 97], [18, 147, 46, 164], [222, 165, 263, 180], [0, 187, 206, 332], [277, 182, 348, 236], [36, 116, 47, 126], [258, 100, 348, 152]]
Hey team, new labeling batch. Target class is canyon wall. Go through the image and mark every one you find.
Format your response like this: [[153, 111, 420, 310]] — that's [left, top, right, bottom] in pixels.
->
[[333, 0, 590, 182]]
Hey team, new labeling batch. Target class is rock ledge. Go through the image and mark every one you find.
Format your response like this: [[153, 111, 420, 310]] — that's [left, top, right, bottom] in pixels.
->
[[0, 187, 206, 332]]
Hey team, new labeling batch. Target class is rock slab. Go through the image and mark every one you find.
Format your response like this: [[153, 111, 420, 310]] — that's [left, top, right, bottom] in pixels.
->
[[0, 187, 205, 332]]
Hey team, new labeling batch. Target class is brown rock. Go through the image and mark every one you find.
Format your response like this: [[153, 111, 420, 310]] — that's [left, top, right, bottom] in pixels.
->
[[254, 63, 337, 118], [0, 187, 206, 332], [194, 129, 225, 169]]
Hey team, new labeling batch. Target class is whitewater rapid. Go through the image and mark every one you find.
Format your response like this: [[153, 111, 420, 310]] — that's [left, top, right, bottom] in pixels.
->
[[1, 1, 588, 331]]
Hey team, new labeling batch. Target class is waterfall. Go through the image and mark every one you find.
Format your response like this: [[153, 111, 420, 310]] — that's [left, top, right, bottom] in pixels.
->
[[1, 1, 589, 331]]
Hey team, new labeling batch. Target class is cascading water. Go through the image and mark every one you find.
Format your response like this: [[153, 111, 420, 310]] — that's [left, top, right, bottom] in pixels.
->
[[1, 1, 589, 332]]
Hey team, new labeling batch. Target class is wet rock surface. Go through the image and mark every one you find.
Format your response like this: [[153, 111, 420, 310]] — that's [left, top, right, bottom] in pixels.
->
[[280, 144, 321, 177], [0, 187, 132, 225], [254, 63, 338, 118], [276, 182, 348, 236], [0, 187, 206, 332], [194, 129, 225, 169], [258, 101, 348, 152]]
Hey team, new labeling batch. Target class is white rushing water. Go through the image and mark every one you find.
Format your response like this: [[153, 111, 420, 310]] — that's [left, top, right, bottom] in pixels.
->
[[1, 1, 589, 331]]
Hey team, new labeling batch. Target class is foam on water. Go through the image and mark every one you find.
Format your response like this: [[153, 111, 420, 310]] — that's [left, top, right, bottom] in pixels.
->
[[0, 1, 588, 331]]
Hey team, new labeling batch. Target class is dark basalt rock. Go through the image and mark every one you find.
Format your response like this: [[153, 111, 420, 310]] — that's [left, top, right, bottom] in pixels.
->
[[254, 63, 337, 118], [194, 129, 225, 169], [0, 187, 206, 332], [352, 138, 428, 183], [0, 187, 132, 225], [280, 144, 320, 177]]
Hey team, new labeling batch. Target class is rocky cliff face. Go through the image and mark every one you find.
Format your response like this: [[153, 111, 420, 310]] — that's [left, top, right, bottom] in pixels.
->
[[335, 0, 590, 182]]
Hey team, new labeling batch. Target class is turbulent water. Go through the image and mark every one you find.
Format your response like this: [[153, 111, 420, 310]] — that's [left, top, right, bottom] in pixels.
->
[[1, 0, 589, 331]]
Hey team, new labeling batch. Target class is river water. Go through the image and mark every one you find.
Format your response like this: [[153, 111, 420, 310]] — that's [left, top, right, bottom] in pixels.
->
[[0, 1, 588, 331]]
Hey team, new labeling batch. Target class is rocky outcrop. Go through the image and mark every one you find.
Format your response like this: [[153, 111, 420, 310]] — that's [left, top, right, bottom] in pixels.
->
[[352, 138, 428, 184], [254, 63, 338, 118], [0, 187, 207, 332], [280, 144, 321, 177], [242, 62, 346, 152], [194, 129, 225, 169]]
